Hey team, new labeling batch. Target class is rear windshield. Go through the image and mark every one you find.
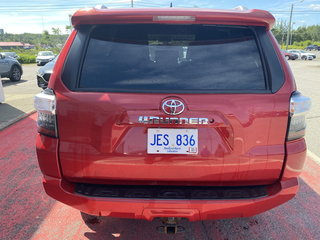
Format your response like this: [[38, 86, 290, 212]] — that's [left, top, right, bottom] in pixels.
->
[[79, 24, 266, 92]]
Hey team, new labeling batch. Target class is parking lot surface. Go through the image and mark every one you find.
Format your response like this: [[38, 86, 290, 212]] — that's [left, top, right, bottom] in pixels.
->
[[0, 64, 40, 129], [1, 114, 320, 240], [288, 60, 320, 156], [0, 59, 319, 239]]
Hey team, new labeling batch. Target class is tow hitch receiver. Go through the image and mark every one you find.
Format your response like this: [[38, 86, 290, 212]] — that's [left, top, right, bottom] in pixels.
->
[[157, 217, 185, 234]]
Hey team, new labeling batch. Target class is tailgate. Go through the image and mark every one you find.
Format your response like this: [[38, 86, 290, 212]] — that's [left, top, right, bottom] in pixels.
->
[[56, 23, 289, 186], [57, 92, 288, 185]]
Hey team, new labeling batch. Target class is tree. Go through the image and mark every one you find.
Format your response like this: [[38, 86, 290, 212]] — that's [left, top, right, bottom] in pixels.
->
[[41, 30, 51, 47], [272, 23, 320, 46], [51, 27, 61, 35], [271, 20, 289, 46], [65, 25, 72, 34]]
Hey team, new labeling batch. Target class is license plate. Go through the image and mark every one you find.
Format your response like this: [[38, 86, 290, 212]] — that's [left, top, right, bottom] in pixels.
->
[[147, 128, 198, 154]]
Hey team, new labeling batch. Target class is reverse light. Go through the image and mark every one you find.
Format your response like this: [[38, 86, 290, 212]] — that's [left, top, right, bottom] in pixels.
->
[[287, 92, 311, 141], [34, 88, 57, 138], [153, 16, 196, 21]]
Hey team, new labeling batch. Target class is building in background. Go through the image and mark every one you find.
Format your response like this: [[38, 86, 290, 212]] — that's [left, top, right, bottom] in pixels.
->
[[0, 42, 35, 49]]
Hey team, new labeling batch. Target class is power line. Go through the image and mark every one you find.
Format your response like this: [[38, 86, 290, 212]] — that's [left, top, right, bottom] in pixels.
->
[[0, 2, 319, 14], [0, 4, 319, 11], [0, 6, 318, 12]]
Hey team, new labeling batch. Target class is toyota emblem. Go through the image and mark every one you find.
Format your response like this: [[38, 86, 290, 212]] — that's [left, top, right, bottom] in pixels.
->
[[162, 99, 185, 115]]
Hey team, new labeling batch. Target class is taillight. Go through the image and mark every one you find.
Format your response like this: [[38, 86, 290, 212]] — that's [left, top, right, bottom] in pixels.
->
[[34, 88, 57, 138], [287, 92, 311, 141]]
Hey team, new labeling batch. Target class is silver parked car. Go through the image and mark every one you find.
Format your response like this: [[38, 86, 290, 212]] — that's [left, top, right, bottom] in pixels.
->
[[37, 55, 57, 89], [0, 52, 20, 59], [0, 53, 23, 82]]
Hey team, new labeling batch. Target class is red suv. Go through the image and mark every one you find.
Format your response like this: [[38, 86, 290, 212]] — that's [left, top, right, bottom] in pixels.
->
[[35, 7, 310, 226]]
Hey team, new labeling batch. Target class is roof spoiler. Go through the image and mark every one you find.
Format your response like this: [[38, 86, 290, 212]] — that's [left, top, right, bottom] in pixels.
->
[[71, 8, 275, 30]]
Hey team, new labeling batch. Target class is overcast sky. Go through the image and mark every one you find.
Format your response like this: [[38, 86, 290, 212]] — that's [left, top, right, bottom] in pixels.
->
[[0, 0, 319, 34]]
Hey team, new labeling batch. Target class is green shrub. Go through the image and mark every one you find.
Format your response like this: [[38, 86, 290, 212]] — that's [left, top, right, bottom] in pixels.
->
[[18, 53, 36, 64], [281, 40, 320, 50], [288, 45, 305, 50]]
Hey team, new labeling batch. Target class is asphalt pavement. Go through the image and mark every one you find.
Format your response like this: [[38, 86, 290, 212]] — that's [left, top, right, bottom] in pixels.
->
[[0, 64, 40, 129], [0, 60, 320, 239], [0, 114, 319, 240], [288, 60, 320, 157]]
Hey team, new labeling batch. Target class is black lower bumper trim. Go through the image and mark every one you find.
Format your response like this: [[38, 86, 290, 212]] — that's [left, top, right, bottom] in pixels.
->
[[75, 183, 268, 200]]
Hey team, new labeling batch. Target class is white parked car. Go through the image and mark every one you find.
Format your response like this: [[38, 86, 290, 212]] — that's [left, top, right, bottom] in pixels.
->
[[288, 50, 316, 60], [36, 51, 55, 66]]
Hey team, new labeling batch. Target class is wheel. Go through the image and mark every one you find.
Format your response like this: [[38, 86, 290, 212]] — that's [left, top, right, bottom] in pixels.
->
[[285, 55, 290, 60], [301, 56, 307, 60], [9, 65, 22, 82]]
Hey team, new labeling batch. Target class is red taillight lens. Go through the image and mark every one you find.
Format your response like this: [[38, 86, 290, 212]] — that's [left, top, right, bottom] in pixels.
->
[[34, 88, 57, 138], [287, 92, 311, 141]]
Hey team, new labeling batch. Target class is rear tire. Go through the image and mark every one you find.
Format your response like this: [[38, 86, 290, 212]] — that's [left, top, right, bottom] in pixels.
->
[[285, 55, 290, 60], [9, 65, 22, 82], [301, 56, 307, 60]]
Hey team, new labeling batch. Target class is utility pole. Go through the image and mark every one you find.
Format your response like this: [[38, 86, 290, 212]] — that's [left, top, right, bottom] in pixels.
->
[[280, 20, 285, 46], [290, 22, 295, 45], [286, 4, 293, 50], [286, 0, 304, 50], [131, 0, 133, 8]]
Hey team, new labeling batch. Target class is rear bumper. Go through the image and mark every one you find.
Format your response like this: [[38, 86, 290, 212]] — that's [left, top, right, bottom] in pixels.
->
[[38, 137, 306, 221], [43, 175, 298, 221]]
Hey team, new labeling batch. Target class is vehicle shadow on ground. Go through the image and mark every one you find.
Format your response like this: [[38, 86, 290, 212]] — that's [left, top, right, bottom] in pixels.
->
[[0, 103, 28, 130], [81, 180, 320, 240], [1, 79, 28, 87]]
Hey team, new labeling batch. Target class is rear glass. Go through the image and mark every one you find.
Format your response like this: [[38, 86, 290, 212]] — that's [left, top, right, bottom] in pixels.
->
[[79, 24, 266, 92]]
